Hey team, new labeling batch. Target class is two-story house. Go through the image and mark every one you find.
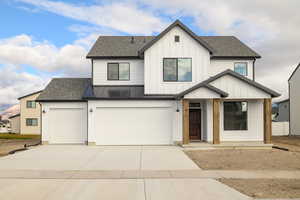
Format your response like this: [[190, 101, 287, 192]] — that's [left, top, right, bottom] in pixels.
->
[[36, 20, 280, 145], [18, 90, 42, 135]]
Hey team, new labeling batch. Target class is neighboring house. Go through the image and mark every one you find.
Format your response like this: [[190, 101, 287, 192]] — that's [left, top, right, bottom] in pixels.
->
[[18, 91, 43, 135], [9, 113, 20, 133], [273, 99, 289, 122], [36, 20, 280, 145], [288, 63, 300, 135], [0, 121, 10, 133]]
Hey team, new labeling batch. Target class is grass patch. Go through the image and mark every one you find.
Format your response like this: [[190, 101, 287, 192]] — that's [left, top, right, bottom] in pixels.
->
[[0, 134, 40, 140]]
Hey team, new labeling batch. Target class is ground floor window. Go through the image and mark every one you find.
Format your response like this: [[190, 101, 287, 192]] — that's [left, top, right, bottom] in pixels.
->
[[224, 101, 248, 130], [26, 118, 38, 126]]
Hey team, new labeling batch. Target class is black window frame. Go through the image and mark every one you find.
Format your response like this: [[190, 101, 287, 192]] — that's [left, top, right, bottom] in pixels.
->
[[26, 118, 38, 126], [26, 100, 36, 108], [107, 62, 130, 81], [163, 58, 192, 82], [234, 62, 248, 76], [175, 35, 180, 42], [223, 101, 248, 131]]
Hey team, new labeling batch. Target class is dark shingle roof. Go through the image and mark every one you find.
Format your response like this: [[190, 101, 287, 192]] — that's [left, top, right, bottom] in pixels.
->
[[36, 78, 90, 102], [200, 36, 261, 58], [83, 85, 175, 100]]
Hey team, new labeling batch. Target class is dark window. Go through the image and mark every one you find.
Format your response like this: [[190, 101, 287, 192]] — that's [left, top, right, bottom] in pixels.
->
[[107, 63, 130, 80], [175, 35, 180, 42], [26, 101, 36, 108], [224, 102, 248, 130], [163, 58, 192, 82], [234, 62, 248, 76], [26, 118, 38, 126]]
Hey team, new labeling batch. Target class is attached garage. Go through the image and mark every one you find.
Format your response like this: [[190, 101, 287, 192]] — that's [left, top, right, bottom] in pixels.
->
[[89, 100, 174, 145], [41, 102, 88, 144]]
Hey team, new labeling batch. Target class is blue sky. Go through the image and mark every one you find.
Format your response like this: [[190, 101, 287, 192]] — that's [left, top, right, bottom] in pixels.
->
[[0, 0, 299, 113]]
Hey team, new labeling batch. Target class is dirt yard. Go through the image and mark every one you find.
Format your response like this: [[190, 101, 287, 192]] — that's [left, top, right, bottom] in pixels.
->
[[273, 136, 300, 152], [219, 179, 300, 198], [0, 134, 40, 156], [185, 149, 300, 170]]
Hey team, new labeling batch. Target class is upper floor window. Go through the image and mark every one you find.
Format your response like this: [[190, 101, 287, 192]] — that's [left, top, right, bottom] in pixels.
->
[[26, 101, 36, 108], [234, 62, 248, 76], [224, 101, 248, 131], [26, 118, 38, 126], [175, 35, 180, 42], [163, 58, 192, 82], [107, 63, 130, 81]]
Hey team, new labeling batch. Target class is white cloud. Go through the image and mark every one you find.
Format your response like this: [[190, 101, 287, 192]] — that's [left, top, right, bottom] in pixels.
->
[[0, 34, 91, 76], [18, 0, 168, 34], [0, 65, 49, 108]]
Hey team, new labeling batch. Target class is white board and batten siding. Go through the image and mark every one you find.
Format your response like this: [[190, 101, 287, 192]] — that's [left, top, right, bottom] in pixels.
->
[[184, 87, 221, 99], [144, 26, 211, 95], [92, 59, 144, 85], [210, 60, 254, 80], [272, 122, 289, 136], [88, 100, 182, 145], [41, 102, 87, 144], [210, 75, 271, 99]]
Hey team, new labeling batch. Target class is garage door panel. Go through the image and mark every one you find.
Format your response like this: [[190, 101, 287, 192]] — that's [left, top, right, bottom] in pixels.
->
[[49, 108, 86, 144], [95, 107, 173, 145]]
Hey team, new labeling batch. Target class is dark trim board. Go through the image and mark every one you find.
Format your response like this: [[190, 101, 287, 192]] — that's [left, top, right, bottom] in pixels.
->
[[36, 100, 87, 102], [18, 90, 43, 100], [139, 19, 215, 55], [86, 56, 140, 59]]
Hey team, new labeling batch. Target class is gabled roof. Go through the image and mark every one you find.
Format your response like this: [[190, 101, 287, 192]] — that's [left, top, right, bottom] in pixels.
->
[[176, 83, 228, 99], [288, 63, 300, 81], [9, 113, 20, 119], [18, 90, 43, 100], [83, 85, 175, 100], [138, 20, 215, 55], [203, 69, 281, 97], [36, 78, 90, 102], [86, 21, 261, 59]]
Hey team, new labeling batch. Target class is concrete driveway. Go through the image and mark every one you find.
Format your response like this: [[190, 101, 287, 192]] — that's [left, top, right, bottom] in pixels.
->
[[0, 145, 199, 170], [0, 178, 251, 200], [0, 145, 252, 200]]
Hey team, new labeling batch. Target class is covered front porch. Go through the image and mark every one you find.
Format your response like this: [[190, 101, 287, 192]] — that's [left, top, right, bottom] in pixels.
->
[[180, 98, 272, 146]]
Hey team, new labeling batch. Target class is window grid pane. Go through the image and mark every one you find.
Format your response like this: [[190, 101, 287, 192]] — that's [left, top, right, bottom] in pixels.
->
[[234, 63, 247, 76], [224, 102, 248, 130], [119, 63, 130, 80], [178, 58, 192, 81], [163, 58, 177, 81], [108, 63, 119, 80]]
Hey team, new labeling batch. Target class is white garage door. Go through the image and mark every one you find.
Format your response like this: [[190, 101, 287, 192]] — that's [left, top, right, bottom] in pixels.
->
[[49, 108, 87, 144], [95, 107, 173, 145]]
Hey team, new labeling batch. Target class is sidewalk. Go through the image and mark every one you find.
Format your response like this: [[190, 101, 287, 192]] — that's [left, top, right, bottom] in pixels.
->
[[0, 169, 299, 179]]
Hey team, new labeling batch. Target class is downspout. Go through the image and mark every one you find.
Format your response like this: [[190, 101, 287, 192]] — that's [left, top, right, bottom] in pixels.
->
[[253, 58, 256, 81]]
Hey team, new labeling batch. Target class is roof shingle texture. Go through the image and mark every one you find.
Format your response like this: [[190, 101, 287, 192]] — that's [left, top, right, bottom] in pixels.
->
[[36, 78, 90, 101], [86, 36, 260, 58]]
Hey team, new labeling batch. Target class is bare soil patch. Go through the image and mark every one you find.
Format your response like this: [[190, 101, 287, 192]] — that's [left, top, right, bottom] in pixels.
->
[[186, 149, 300, 170], [273, 136, 300, 152], [219, 179, 300, 198], [0, 135, 40, 156]]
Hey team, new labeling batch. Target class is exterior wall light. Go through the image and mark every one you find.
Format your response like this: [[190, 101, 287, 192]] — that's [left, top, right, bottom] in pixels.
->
[[89, 108, 93, 113], [42, 110, 46, 114]]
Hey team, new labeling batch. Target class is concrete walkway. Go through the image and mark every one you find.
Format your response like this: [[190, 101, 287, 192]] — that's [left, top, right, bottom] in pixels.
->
[[0, 178, 251, 200]]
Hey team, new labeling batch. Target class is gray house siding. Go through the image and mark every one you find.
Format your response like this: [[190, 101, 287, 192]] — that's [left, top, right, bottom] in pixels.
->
[[289, 64, 300, 135], [274, 100, 289, 122]]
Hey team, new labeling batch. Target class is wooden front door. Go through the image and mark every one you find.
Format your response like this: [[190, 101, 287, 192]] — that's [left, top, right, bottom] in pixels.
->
[[189, 109, 201, 140]]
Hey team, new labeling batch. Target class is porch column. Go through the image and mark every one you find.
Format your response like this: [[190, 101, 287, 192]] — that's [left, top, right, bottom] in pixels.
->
[[213, 99, 220, 144], [264, 98, 272, 144], [182, 99, 190, 145]]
